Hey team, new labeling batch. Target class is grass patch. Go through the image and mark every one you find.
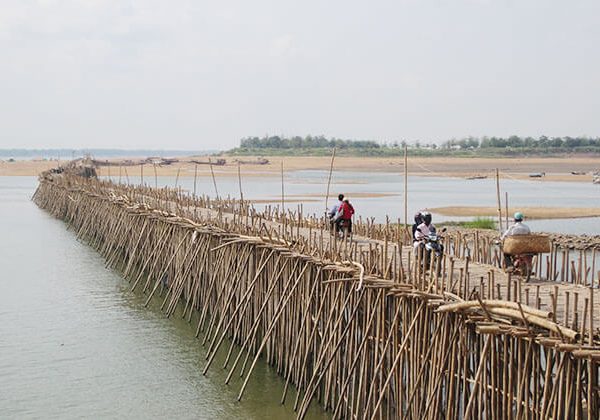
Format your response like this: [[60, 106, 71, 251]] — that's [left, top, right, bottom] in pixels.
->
[[461, 217, 497, 229], [440, 217, 497, 230]]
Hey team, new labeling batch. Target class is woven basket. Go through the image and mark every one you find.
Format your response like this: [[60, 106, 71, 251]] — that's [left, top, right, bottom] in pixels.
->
[[503, 234, 551, 255]]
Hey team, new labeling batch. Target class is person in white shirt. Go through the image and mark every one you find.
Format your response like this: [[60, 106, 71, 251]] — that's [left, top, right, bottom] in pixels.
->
[[328, 194, 344, 232], [413, 212, 445, 268], [414, 212, 436, 251], [415, 211, 435, 236], [328, 194, 344, 218], [501, 212, 531, 240], [502, 211, 531, 267]]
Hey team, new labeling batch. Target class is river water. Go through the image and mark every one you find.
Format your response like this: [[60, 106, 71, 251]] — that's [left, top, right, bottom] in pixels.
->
[[112, 170, 600, 235], [0, 177, 326, 419]]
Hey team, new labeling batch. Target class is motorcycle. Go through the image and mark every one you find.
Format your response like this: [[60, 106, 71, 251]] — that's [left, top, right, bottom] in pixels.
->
[[494, 239, 534, 282], [337, 219, 352, 239], [425, 230, 444, 256], [329, 216, 352, 239], [420, 228, 446, 271], [509, 253, 534, 282]]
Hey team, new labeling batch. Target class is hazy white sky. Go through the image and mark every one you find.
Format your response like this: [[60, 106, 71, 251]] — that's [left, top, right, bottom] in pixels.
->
[[1, 0, 599, 150]]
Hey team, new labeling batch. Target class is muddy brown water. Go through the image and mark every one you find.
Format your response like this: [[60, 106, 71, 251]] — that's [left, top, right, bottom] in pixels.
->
[[0, 177, 327, 419]]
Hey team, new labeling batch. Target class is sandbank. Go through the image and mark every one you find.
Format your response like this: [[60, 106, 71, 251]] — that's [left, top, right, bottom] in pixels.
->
[[1, 155, 599, 184], [430, 206, 600, 219]]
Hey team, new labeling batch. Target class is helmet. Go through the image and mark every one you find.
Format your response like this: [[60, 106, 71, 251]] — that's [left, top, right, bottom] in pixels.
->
[[338, 194, 344, 201], [414, 212, 423, 225], [514, 212, 524, 221], [422, 211, 432, 225]]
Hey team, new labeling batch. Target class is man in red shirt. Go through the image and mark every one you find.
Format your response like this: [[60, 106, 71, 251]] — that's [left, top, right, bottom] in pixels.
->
[[336, 198, 355, 234]]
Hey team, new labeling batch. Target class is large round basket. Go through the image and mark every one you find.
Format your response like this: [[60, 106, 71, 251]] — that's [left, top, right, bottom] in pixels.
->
[[503, 234, 551, 255]]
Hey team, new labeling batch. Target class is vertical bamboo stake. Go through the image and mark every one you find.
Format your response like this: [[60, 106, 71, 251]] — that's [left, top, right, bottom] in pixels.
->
[[403, 143, 408, 227], [140, 163, 144, 186], [208, 158, 219, 199], [325, 147, 336, 215], [238, 161, 244, 204], [175, 167, 181, 188], [464, 335, 491, 419], [495, 168, 502, 232], [193, 163, 198, 197], [281, 160, 285, 213], [153, 163, 158, 189], [505, 191, 509, 228], [589, 287, 594, 346]]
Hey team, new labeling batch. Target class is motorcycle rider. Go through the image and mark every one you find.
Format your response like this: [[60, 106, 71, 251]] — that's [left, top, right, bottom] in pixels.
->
[[413, 212, 443, 266], [501, 211, 531, 268], [412, 211, 423, 242], [328, 194, 344, 232], [413, 212, 436, 250], [336, 198, 355, 235], [328, 194, 344, 219], [414, 211, 435, 236]]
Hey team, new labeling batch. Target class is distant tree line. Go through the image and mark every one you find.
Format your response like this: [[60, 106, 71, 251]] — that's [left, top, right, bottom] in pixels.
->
[[441, 136, 600, 150], [239, 135, 381, 150], [228, 135, 600, 156]]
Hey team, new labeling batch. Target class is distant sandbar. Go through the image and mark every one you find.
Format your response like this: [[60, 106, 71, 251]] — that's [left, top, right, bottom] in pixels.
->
[[430, 206, 600, 220]]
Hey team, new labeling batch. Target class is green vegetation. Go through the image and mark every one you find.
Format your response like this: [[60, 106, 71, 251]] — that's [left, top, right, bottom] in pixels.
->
[[440, 217, 497, 230], [229, 136, 388, 156], [226, 135, 600, 157], [442, 135, 600, 155], [461, 217, 497, 230]]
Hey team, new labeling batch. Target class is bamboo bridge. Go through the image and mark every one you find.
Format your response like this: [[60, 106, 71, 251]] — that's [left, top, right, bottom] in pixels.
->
[[33, 171, 600, 419]]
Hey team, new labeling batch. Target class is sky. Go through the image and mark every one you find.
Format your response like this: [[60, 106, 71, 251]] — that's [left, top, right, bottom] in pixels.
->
[[1, 0, 599, 150]]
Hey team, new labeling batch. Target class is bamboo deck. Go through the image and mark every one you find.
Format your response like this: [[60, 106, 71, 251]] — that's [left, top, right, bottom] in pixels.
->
[[33, 173, 600, 419]]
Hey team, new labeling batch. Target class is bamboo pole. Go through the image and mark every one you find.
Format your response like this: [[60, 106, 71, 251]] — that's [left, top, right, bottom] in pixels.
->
[[505, 191, 509, 229], [368, 302, 425, 420], [495, 168, 502, 232], [325, 147, 336, 216], [281, 160, 285, 213], [238, 161, 244, 205], [175, 167, 181, 188], [208, 158, 219, 199], [153, 163, 158, 189], [193, 163, 198, 196], [403, 143, 408, 228]]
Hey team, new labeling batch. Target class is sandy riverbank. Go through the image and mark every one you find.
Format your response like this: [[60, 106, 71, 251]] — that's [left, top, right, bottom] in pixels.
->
[[430, 206, 600, 219], [1, 155, 599, 183]]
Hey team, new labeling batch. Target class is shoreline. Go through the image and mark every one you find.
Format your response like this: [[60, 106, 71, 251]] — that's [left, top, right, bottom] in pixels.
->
[[1, 155, 599, 183]]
